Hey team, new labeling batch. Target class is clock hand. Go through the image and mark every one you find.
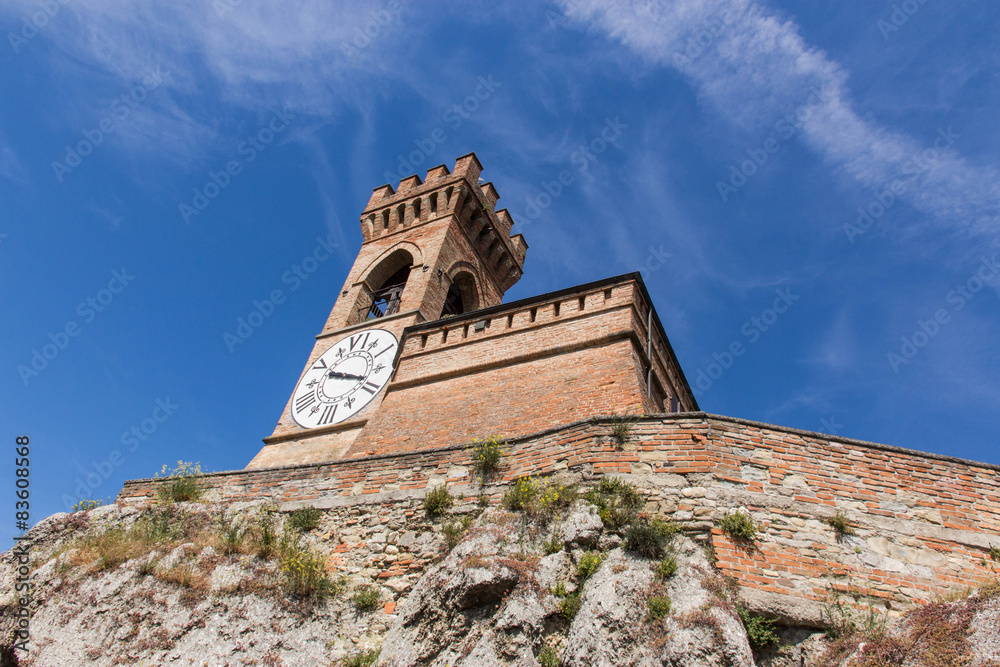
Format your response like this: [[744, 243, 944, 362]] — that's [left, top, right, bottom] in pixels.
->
[[327, 371, 366, 380]]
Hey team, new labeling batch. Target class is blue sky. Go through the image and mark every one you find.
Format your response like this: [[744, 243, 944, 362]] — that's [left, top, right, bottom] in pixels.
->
[[2, 0, 998, 548]]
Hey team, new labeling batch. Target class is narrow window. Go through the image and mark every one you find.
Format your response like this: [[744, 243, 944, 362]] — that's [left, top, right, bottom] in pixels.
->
[[553, 302, 560, 317], [413, 198, 421, 222], [530, 307, 537, 323], [430, 192, 438, 213], [579, 296, 586, 310]]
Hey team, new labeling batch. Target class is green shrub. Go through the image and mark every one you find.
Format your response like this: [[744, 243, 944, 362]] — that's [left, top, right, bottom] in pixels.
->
[[352, 584, 382, 612], [280, 547, 342, 600], [538, 644, 560, 667], [718, 510, 757, 541], [501, 477, 575, 522], [558, 592, 582, 621], [576, 550, 605, 580], [625, 523, 668, 558], [737, 607, 781, 649], [647, 595, 672, 620], [470, 437, 506, 483], [442, 515, 474, 551], [155, 461, 204, 503], [288, 505, 322, 533], [341, 648, 380, 667], [584, 477, 643, 529], [826, 511, 856, 538], [655, 556, 678, 580], [989, 546, 1000, 562], [424, 485, 454, 517]]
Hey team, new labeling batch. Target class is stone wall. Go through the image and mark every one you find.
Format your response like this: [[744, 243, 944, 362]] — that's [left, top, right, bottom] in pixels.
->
[[119, 412, 1000, 622]]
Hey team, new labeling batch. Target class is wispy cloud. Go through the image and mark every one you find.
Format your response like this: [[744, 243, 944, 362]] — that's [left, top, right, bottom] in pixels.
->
[[557, 0, 1000, 254], [0, 131, 28, 184]]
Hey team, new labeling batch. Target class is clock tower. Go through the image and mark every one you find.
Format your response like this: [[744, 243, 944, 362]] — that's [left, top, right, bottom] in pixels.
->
[[248, 153, 529, 468]]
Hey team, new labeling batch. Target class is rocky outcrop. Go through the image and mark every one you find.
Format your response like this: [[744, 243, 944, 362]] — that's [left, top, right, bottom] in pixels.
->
[[1, 490, 997, 666]]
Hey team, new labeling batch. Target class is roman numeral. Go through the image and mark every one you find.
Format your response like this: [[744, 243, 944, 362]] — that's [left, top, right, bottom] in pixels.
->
[[295, 393, 316, 411], [360, 381, 380, 395], [373, 344, 395, 359], [312, 358, 327, 370], [350, 333, 370, 351], [319, 404, 337, 425]]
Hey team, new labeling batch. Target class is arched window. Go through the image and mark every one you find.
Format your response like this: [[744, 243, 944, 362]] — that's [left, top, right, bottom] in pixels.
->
[[440, 271, 479, 318], [366, 265, 410, 319]]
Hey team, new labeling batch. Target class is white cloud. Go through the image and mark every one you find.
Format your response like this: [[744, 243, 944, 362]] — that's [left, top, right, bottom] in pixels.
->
[[557, 0, 1000, 253], [0, 131, 28, 184]]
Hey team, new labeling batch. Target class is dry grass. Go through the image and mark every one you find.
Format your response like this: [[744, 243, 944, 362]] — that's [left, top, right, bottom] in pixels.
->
[[819, 580, 1000, 667]]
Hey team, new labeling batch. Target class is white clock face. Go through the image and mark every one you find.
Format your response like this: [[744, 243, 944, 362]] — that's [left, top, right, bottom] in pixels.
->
[[290, 328, 398, 429]]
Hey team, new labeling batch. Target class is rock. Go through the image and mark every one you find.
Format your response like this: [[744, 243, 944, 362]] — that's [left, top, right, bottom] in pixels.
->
[[560, 501, 604, 548]]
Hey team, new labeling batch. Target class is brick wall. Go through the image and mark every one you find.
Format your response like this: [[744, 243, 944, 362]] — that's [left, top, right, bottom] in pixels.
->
[[121, 412, 1000, 622]]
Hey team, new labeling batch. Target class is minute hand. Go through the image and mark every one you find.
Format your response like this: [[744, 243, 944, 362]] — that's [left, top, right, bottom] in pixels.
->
[[328, 371, 366, 380]]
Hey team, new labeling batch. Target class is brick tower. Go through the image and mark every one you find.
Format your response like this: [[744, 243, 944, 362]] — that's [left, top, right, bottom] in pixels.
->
[[249, 153, 528, 468]]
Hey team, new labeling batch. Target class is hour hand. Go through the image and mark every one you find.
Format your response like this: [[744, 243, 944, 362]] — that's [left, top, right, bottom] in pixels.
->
[[327, 371, 365, 380]]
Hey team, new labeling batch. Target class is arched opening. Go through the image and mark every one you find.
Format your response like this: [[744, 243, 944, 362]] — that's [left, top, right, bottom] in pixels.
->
[[440, 271, 479, 318], [367, 264, 410, 319], [354, 249, 414, 322]]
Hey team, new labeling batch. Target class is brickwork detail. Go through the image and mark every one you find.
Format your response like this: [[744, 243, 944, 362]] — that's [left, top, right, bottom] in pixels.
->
[[122, 413, 1000, 617]]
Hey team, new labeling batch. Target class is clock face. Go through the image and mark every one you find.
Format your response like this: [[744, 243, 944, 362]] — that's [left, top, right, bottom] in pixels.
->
[[290, 328, 398, 429]]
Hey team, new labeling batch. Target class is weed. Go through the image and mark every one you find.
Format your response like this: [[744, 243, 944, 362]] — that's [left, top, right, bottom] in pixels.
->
[[608, 406, 640, 446], [543, 531, 563, 555], [478, 494, 491, 507], [442, 515, 474, 551], [583, 477, 643, 530], [551, 581, 569, 598], [625, 522, 668, 558], [718, 510, 757, 541], [647, 595, 672, 620], [155, 461, 204, 503], [502, 477, 576, 523], [990, 546, 1000, 562], [138, 557, 158, 576], [538, 644, 560, 667], [424, 485, 454, 517], [280, 547, 341, 600], [822, 581, 888, 640], [558, 593, 582, 621], [218, 518, 244, 556], [288, 506, 322, 533], [71, 499, 104, 512], [576, 551, 605, 580], [655, 556, 678, 580], [341, 648, 380, 667], [737, 607, 781, 650], [826, 511, 856, 538], [352, 584, 382, 612], [470, 437, 506, 484], [461, 556, 491, 569]]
